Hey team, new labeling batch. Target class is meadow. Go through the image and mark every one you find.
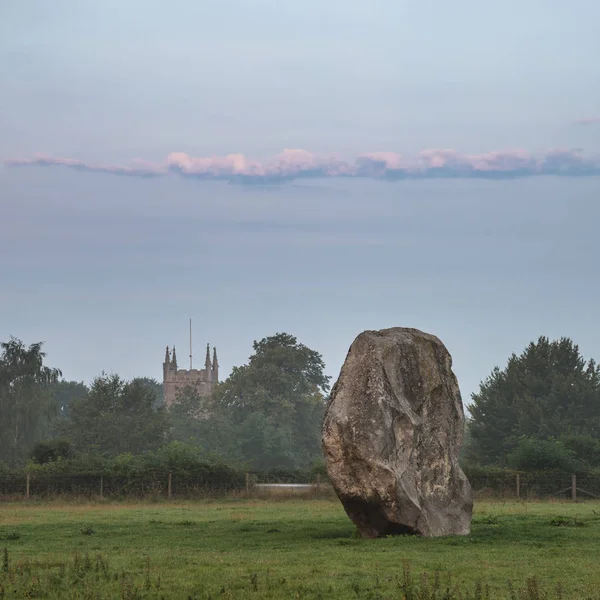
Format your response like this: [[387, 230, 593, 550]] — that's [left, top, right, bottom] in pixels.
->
[[1, 497, 600, 599]]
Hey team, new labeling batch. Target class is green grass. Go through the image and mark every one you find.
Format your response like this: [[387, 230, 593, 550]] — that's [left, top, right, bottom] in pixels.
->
[[1, 498, 600, 598]]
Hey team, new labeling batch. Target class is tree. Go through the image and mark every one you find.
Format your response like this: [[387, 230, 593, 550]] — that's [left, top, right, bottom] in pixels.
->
[[47, 379, 89, 420], [59, 373, 170, 456], [132, 377, 164, 408], [506, 437, 581, 472], [467, 336, 600, 467], [215, 333, 330, 468], [30, 438, 73, 464], [171, 333, 330, 469], [0, 337, 62, 465], [170, 385, 241, 461], [218, 332, 329, 413]]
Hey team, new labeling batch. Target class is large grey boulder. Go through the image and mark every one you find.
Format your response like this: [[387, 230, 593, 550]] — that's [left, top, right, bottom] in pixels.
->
[[322, 327, 472, 538]]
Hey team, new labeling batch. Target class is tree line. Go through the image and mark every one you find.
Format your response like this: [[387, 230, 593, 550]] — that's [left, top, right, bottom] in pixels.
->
[[466, 336, 600, 471], [2, 332, 600, 472], [0, 333, 329, 470]]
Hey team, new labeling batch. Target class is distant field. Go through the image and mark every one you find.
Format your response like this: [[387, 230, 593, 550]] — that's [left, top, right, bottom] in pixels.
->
[[1, 498, 600, 599]]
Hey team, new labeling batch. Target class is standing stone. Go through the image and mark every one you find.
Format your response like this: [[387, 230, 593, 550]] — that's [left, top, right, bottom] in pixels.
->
[[322, 327, 472, 538]]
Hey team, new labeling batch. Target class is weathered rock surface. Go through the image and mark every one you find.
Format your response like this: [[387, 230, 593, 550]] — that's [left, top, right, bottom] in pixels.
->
[[322, 327, 472, 538]]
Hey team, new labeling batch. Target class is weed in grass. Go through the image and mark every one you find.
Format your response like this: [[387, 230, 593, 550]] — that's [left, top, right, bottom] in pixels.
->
[[144, 555, 151, 590], [547, 516, 586, 527], [472, 514, 500, 525], [508, 579, 519, 600], [397, 563, 584, 600], [525, 576, 543, 600], [80, 524, 95, 535], [96, 552, 110, 579], [81, 551, 92, 574]]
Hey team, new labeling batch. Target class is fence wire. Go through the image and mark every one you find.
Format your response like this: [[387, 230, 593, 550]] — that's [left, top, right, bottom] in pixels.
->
[[1, 470, 599, 501]]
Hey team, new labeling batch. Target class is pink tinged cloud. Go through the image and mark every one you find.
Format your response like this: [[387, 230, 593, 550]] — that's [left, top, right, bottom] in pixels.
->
[[573, 116, 600, 125], [4, 148, 600, 184]]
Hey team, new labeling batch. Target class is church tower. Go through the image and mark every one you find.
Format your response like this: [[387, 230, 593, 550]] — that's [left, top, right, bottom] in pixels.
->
[[162, 341, 219, 407]]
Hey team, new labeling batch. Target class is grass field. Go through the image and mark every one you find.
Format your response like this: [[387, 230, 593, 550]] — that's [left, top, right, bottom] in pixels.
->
[[1, 498, 600, 599]]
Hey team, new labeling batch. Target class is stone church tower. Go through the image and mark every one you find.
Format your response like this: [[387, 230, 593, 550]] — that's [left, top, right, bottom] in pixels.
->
[[162, 343, 219, 407]]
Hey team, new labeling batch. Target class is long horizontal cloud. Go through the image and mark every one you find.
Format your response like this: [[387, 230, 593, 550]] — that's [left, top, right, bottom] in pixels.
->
[[5, 148, 600, 184], [573, 116, 600, 125]]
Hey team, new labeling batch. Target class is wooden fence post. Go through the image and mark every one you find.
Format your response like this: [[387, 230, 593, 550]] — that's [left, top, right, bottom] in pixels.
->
[[26, 472, 30, 500], [571, 474, 577, 502], [168, 471, 172, 499], [245, 473, 250, 497], [516, 473, 520, 498], [100, 476, 104, 500]]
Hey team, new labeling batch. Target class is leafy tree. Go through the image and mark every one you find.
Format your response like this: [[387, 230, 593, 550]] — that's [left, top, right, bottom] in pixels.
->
[[506, 437, 581, 471], [132, 376, 164, 408], [467, 336, 600, 466], [559, 434, 600, 468], [30, 438, 73, 464], [47, 379, 89, 420], [0, 337, 61, 465], [218, 333, 329, 415], [59, 373, 170, 456], [169, 385, 233, 454], [215, 333, 330, 468]]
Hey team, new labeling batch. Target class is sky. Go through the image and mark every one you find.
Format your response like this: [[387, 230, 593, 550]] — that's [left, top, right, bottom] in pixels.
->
[[1, 0, 599, 405]]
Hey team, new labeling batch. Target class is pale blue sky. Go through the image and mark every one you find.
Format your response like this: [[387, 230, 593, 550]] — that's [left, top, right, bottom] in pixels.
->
[[1, 0, 599, 403]]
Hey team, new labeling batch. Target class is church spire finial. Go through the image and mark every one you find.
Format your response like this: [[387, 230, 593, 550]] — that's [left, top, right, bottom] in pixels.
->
[[205, 343, 212, 370], [172, 346, 178, 368], [164, 345, 170, 364], [211, 346, 219, 383]]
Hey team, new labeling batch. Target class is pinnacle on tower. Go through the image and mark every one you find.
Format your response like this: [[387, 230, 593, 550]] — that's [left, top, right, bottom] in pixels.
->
[[172, 346, 178, 368], [164, 345, 171, 364], [212, 346, 218, 369], [205, 343, 212, 370]]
